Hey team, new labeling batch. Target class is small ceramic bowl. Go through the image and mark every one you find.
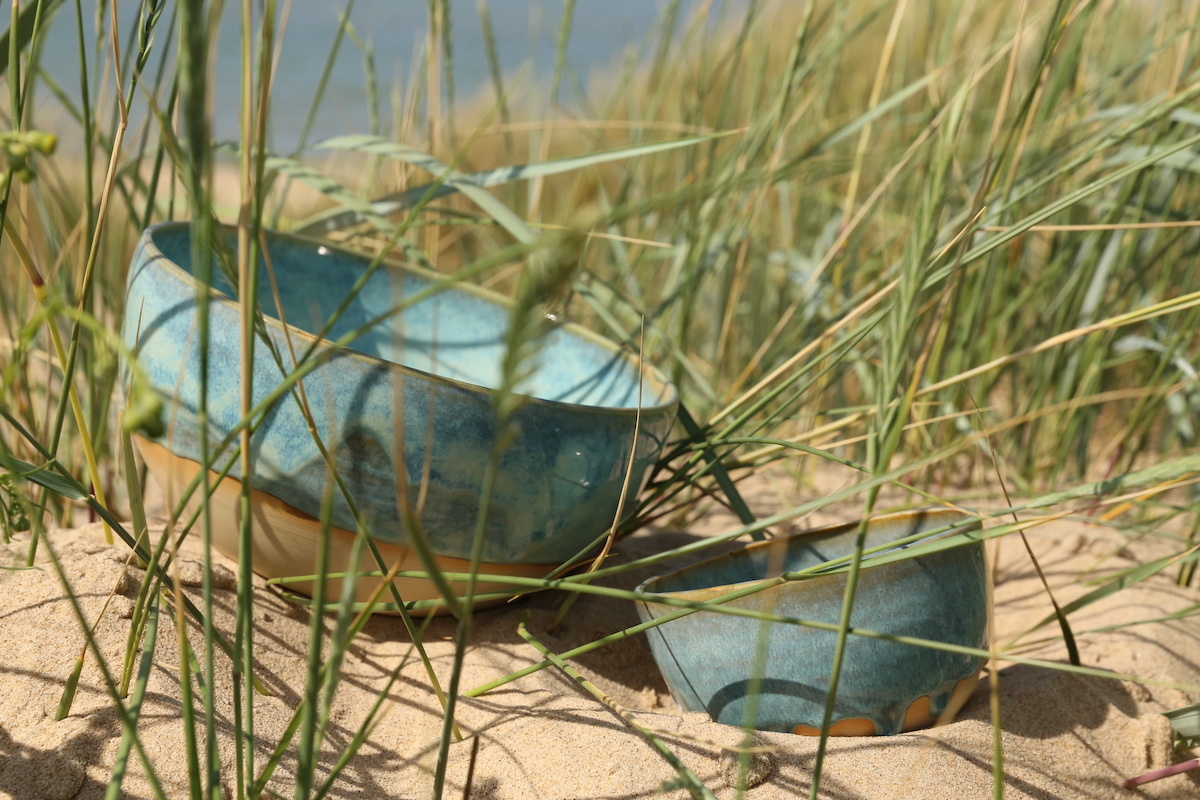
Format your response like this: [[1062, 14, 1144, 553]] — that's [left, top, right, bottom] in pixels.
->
[[636, 508, 987, 736], [123, 222, 677, 608]]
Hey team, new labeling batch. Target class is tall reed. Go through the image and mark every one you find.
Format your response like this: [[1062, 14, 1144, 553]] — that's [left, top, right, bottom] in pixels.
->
[[0, 1, 1198, 798]]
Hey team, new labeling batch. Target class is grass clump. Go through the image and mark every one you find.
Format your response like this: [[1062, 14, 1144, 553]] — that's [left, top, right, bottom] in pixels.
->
[[0, 0, 1198, 798]]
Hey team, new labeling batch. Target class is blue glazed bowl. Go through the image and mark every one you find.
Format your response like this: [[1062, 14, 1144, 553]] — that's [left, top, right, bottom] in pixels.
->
[[124, 222, 677, 606], [636, 508, 987, 735]]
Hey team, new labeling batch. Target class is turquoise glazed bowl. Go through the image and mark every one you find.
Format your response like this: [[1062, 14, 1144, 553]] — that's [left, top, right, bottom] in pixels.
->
[[636, 508, 987, 736], [123, 222, 677, 604]]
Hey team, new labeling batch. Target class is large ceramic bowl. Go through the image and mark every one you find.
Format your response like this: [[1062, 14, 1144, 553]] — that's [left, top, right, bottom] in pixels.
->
[[124, 222, 677, 608], [636, 508, 987, 735]]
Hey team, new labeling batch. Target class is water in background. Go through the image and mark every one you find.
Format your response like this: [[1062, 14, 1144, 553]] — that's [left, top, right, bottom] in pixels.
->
[[37, 0, 748, 152]]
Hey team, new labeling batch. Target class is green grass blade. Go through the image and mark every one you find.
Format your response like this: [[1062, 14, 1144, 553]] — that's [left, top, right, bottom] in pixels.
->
[[106, 593, 161, 800], [0, 0, 65, 78], [295, 132, 733, 236], [518, 618, 718, 800]]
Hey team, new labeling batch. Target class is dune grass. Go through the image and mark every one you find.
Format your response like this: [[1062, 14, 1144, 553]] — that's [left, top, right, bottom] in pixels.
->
[[1, 0, 1199, 797]]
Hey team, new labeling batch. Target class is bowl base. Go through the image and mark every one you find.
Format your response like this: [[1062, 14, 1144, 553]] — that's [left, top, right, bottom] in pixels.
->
[[136, 437, 559, 615], [791, 674, 981, 736]]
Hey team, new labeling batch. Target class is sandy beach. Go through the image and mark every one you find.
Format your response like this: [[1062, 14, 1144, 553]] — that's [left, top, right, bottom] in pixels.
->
[[2, 478, 1198, 800]]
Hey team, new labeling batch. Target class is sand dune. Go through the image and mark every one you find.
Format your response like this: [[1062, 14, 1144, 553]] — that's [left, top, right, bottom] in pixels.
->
[[1, 491, 1198, 799]]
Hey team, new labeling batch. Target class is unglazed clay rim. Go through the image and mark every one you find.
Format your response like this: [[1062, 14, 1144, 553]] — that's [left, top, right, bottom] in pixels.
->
[[635, 507, 981, 597], [136, 436, 560, 614], [137, 221, 679, 416]]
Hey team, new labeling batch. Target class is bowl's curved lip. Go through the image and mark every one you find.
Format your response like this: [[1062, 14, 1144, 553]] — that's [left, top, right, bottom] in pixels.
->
[[635, 507, 982, 598], [135, 221, 679, 416]]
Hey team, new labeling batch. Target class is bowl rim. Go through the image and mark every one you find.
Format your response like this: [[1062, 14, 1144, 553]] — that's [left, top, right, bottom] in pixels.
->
[[635, 507, 982, 597], [134, 221, 679, 416]]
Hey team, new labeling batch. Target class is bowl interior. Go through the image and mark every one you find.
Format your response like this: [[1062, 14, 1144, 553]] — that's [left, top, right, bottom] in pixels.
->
[[646, 509, 976, 594], [150, 224, 674, 411]]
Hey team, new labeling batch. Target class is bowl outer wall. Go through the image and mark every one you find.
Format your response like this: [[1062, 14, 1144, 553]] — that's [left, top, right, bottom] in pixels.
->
[[635, 510, 988, 734], [122, 222, 677, 564]]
